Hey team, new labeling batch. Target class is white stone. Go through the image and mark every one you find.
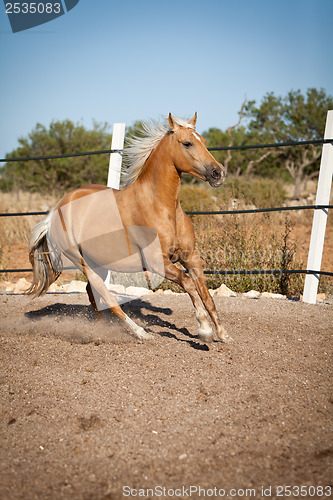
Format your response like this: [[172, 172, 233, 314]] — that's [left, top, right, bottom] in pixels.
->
[[13, 278, 31, 293], [316, 293, 326, 302], [66, 280, 87, 293], [261, 292, 286, 300], [125, 286, 150, 297], [213, 284, 237, 297], [243, 290, 261, 299], [5, 282, 15, 292]]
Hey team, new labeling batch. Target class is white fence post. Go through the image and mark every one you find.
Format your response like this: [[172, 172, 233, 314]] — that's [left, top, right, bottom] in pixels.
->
[[302, 110, 333, 304], [105, 123, 126, 290], [107, 122, 126, 189]]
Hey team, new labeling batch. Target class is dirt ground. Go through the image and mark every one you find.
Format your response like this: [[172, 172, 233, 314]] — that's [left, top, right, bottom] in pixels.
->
[[0, 292, 332, 500]]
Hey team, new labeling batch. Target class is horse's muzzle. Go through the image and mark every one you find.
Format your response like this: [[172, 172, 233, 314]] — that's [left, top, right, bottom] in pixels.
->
[[206, 164, 226, 187]]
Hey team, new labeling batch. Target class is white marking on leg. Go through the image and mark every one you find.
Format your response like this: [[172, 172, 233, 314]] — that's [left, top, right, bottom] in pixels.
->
[[195, 305, 213, 341], [124, 314, 153, 340], [197, 317, 212, 335]]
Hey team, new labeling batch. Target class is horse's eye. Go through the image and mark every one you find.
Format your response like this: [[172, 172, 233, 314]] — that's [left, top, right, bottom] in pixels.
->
[[182, 141, 193, 148]]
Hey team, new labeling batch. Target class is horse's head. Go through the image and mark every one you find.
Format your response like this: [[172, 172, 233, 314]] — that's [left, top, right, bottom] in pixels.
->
[[168, 113, 226, 187]]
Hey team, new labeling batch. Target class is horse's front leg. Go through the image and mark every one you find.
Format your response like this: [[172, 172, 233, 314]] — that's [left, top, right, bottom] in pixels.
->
[[180, 250, 231, 342], [164, 258, 217, 342]]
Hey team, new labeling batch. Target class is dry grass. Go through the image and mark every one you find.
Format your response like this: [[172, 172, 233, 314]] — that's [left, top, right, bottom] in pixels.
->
[[1, 187, 332, 295], [0, 191, 57, 244], [0, 191, 57, 278], [193, 214, 306, 295]]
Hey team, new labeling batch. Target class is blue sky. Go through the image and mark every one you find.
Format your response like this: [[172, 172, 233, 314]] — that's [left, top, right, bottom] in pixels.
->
[[1, 0, 332, 159]]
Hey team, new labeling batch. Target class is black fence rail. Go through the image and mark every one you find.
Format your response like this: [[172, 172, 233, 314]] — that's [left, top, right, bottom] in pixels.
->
[[1, 204, 332, 219], [1, 269, 333, 277], [0, 138, 332, 163], [0, 136, 332, 279], [186, 204, 332, 216]]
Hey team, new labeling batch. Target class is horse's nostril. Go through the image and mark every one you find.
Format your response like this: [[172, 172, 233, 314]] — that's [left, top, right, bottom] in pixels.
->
[[212, 168, 221, 179]]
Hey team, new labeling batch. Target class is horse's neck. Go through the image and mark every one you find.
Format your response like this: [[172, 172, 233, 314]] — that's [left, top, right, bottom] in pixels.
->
[[135, 138, 181, 213]]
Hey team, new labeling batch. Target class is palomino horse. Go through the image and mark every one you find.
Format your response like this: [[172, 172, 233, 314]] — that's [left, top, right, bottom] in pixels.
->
[[28, 113, 230, 342]]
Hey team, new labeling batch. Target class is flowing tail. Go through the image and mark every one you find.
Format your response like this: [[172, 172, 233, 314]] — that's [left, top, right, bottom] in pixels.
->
[[27, 210, 62, 297]]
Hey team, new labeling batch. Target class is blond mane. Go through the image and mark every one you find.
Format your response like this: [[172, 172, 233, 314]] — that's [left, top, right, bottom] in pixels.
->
[[121, 116, 195, 187]]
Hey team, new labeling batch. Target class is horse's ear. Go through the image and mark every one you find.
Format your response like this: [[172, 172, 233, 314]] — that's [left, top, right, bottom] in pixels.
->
[[168, 113, 179, 131], [188, 112, 197, 128]]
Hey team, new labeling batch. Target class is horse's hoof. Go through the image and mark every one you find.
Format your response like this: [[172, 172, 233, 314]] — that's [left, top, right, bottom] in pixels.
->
[[136, 327, 154, 341], [198, 332, 214, 343], [219, 333, 233, 343], [216, 325, 233, 342]]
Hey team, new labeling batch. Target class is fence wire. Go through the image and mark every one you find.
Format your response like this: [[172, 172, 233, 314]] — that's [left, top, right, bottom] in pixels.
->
[[2, 268, 332, 276], [1, 138, 332, 163], [1, 204, 332, 218]]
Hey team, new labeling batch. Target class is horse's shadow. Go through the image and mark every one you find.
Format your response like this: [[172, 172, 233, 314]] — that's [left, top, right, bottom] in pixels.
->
[[25, 298, 209, 351]]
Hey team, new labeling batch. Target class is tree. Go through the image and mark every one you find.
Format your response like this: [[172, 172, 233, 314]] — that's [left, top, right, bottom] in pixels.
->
[[1, 120, 112, 194], [125, 120, 146, 143], [203, 125, 248, 176], [245, 88, 333, 198], [203, 98, 284, 178]]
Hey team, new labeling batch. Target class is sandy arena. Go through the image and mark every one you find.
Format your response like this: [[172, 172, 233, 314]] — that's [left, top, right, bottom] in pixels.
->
[[0, 292, 332, 499]]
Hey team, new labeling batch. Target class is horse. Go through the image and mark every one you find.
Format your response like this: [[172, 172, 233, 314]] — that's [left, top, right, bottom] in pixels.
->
[[27, 113, 231, 343]]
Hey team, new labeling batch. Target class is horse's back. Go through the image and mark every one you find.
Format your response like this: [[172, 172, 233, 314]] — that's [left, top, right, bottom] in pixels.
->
[[55, 184, 114, 211]]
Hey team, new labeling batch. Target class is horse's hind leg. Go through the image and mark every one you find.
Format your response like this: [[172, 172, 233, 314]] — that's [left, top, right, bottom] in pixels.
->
[[86, 282, 103, 320], [81, 263, 153, 340]]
